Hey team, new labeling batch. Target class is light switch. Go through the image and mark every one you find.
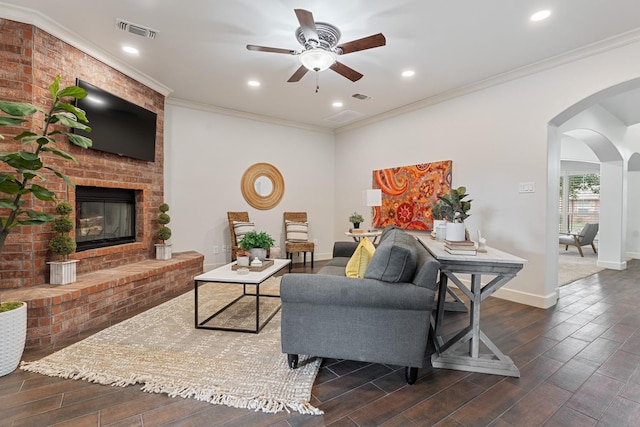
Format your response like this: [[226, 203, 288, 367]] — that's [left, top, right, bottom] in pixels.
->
[[519, 182, 535, 193]]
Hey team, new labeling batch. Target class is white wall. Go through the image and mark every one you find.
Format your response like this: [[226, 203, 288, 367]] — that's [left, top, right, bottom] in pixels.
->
[[164, 105, 335, 271], [335, 39, 640, 308]]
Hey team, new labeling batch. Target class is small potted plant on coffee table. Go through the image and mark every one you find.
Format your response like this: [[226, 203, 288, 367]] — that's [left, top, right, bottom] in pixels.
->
[[239, 231, 274, 261], [48, 201, 79, 284]]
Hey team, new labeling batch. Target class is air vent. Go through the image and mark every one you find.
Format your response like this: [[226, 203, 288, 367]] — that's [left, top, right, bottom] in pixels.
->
[[116, 19, 158, 39], [352, 93, 371, 101], [324, 110, 365, 124]]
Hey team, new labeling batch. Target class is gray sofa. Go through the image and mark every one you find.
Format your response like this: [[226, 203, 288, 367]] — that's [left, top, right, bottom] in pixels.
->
[[280, 226, 440, 384]]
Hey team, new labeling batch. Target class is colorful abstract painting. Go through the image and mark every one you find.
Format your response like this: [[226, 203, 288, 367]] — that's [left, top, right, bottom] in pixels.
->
[[372, 161, 452, 231]]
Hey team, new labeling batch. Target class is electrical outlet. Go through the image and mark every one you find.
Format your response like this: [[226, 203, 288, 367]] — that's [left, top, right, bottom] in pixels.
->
[[213, 245, 219, 254], [221, 245, 227, 253]]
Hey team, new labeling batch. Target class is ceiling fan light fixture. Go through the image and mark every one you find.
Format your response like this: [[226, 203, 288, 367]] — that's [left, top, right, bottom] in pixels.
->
[[299, 48, 336, 72]]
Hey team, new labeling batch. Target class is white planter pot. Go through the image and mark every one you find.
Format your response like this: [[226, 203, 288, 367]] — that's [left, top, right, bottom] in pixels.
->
[[249, 247, 267, 262], [0, 302, 27, 376], [155, 243, 172, 260], [445, 222, 466, 242], [48, 260, 79, 285], [433, 220, 447, 241]]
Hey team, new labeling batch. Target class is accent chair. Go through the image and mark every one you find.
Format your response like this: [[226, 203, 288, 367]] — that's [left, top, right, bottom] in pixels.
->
[[284, 212, 314, 273], [559, 223, 599, 257]]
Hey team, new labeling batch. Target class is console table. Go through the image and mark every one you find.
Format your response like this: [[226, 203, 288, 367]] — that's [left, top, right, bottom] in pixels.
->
[[418, 237, 527, 377]]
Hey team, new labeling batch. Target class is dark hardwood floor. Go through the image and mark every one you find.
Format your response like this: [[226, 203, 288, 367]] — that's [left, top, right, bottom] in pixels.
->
[[2, 259, 640, 426]]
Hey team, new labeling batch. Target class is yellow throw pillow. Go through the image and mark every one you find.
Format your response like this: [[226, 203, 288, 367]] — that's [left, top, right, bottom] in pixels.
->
[[345, 237, 376, 278]]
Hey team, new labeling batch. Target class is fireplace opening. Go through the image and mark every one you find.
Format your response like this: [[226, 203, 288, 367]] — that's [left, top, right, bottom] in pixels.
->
[[76, 186, 136, 251]]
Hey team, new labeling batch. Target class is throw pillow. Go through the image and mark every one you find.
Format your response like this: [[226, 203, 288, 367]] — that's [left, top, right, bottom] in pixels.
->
[[345, 237, 376, 279], [286, 220, 309, 242], [233, 221, 255, 244]]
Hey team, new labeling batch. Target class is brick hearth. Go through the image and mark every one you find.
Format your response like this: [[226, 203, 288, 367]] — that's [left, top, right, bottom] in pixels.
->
[[1, 252, 203, 349]]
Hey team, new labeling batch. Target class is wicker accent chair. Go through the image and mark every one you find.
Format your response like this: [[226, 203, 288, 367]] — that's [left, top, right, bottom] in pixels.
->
[[227, 211, 250, 261], [284, 212, 314, 273]]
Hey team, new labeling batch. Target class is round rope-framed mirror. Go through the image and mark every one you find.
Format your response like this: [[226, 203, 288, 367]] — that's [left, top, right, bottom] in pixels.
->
[[241, 162, 285, 210]]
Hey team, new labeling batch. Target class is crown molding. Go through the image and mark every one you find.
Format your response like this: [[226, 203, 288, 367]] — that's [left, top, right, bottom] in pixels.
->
[[336, 27, 640, 134], [166, 98, 334, 135], [0, 2, 172, 97]]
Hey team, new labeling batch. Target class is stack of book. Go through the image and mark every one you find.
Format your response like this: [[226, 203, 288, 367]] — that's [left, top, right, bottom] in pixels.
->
[[444, 239, 477, 255]]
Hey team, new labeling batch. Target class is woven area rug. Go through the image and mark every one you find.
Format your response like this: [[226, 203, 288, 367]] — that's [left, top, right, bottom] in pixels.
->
[[21, 277, 323, 415], [558, 248, 604, 286]]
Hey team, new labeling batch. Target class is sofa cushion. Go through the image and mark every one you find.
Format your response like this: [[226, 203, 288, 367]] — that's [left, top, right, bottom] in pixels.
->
[[345, 237, 376, 278], [364, 228, 417, 283]]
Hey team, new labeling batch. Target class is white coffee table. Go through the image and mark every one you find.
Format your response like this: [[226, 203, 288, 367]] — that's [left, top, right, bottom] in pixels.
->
[[194, 258, 290, 333]]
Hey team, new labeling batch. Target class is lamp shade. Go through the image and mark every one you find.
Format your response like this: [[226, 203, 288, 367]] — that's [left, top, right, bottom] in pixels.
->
[[365, 189, 382, 207], [299, 48, 336, 71]]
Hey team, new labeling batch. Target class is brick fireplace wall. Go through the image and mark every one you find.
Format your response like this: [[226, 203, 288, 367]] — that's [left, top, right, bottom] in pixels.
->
[[0, 19, 166, 288]]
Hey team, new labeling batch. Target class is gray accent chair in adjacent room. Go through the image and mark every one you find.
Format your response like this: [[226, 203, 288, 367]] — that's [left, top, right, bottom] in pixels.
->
[[559, 223, 599, 257], [280, 226, 440, 384]]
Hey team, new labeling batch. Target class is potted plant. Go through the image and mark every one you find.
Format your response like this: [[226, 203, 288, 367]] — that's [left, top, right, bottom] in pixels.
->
[[0, 75, 92, 254], [238, 230, 274, 261], [435, 186, 472, 241], [0, 300, 27, 376], [48, 201, 78, 284], [349, 212, 364, 229], [155, 202, 172, 260]]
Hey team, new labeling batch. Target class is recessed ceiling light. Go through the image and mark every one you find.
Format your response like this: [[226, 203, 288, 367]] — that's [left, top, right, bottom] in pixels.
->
[[332, 101, 343, 108], [247, 80, 260, 87], [530, 10, 551, 22], [122, 46, 139, 55], [401, 70, 415, 78]]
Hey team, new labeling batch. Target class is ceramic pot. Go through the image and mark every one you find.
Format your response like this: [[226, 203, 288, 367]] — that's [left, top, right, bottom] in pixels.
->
[[0, 302, 27, 376], [446, 222, 466, 242], [48, 260, 79, 285], [249, 247, 267, 261], [155, 243, 172, 260]]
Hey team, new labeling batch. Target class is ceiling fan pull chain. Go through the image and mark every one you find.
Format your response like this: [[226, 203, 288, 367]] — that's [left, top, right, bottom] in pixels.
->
[[315, 72, 320, 93]]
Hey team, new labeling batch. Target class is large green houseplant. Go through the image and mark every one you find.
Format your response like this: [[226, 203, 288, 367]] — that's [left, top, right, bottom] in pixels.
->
[[0, 76, 91, 371], [0, 75, 92, 254], [434, 186, 472, 241]]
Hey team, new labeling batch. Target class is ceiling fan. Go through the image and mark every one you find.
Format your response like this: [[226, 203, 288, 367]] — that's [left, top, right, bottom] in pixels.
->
[[246, 9, 386, 83]]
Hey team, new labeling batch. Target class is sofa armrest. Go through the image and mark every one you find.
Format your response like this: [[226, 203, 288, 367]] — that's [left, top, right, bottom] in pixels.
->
[[332, 241, 360, 258], [280, 273, 435, 311]]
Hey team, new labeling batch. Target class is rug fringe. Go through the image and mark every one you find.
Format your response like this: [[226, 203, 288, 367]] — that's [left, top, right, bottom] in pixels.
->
[[20, 361, 324, 415]]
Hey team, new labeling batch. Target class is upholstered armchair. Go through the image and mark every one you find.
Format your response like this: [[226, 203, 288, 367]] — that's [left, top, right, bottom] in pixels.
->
[[559, 223, 599, 257], [284, 212, 314, 272], [227, 211, 252, 261]]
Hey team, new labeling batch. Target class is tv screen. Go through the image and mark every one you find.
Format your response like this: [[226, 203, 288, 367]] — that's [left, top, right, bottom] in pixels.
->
[[74, 79, 157, 162]]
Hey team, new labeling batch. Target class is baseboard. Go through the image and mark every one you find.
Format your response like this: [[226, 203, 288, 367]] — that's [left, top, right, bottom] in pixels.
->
[[492, 287, 558, 309], [625, 251, 640, 260], [597, 260, 627, 270]]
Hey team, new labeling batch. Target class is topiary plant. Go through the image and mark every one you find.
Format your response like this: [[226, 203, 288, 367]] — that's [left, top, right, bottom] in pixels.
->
[[155, 202, 172, 243], [0, 75, 92, 254], [49, 201, 76, 261]]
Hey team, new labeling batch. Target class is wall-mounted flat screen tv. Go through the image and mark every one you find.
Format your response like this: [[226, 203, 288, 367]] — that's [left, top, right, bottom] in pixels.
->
[[74, 79, 157, 162]]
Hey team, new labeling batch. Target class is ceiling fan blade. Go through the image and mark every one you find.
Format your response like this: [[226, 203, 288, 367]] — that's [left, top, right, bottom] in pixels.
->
[[246, 44, 297, 55], [287, 65, 309, 82], [337, 33, 386, 54], [330, 61, 363, 82], [294, 9, 318, 43]]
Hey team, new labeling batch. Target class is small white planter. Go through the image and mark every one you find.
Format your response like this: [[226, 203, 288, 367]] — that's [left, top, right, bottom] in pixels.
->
[[249, 247, 267, 261], [0, 302, 27, 376], [446, 222, 466, 242], [155, 243, 172, 260], [48, 260, 79, 285]]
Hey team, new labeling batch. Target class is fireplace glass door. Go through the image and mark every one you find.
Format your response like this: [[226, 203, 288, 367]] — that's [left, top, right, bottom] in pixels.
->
[[76, 187, 136, 251]]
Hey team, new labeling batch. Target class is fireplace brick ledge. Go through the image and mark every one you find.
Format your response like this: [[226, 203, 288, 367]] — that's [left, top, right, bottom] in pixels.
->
[[1, 251, 204, 349]]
